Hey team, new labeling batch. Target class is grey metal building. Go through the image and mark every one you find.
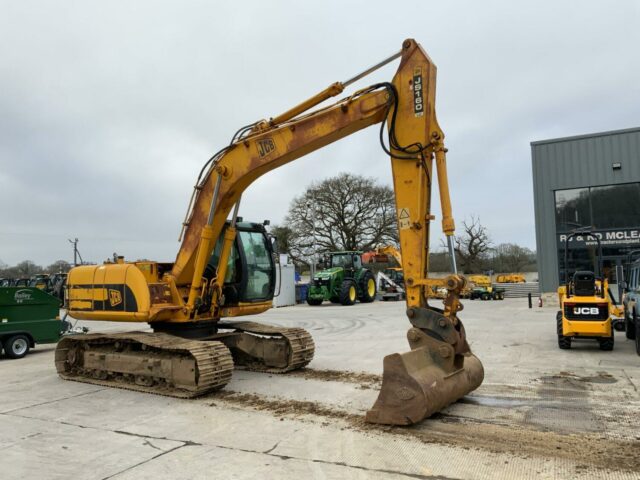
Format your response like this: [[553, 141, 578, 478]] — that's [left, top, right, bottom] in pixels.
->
[[531, 127, 640, 294]]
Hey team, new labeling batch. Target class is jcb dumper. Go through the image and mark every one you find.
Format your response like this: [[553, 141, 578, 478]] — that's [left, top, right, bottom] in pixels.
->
[[56, 39, 483, 425], [557, 232, 616, 350]]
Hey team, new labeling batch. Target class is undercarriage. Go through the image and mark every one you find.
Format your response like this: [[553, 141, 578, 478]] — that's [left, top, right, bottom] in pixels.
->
[[55, 322, 315, 397]]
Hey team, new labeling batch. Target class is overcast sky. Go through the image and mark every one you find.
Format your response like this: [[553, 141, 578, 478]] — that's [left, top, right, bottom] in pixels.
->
[[1, 1, 639, 266]]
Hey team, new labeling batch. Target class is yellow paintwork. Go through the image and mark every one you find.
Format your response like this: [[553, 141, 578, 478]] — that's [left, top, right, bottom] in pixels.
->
[[557, 285, 566, 304], [66, 39, 462, 328], [558, 278, 612, 337], [468, 275, 491, 287], [68, 263, 152, 322], [220, 301, 273, 318], [495, 274, 525, 283], [349, 285, 357, 302], [135, 262, 159, 284], [375, 246, 402, 266], [367, 278, 375, 297], [610, 305, 624, 318], [562, 318, 611, 337]]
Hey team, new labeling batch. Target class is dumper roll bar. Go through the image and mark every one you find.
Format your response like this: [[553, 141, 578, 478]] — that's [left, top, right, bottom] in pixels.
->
[[563, 230, 604, 299]]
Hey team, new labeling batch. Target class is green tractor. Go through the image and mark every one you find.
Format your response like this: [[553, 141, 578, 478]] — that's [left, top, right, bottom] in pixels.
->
[[307, 251, 377, 306]]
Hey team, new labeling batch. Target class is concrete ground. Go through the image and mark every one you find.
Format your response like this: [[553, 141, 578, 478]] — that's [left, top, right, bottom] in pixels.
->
[[1, 299, 639, 479]]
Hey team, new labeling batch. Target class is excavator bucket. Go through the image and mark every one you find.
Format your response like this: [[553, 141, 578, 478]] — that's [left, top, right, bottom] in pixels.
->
[[366, 308, 484, 425]]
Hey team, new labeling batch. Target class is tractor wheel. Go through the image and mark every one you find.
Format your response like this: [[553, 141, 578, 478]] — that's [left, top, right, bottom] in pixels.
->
[[306, 297, 323, 306], [598, 332, 614, 351], [557, 312, 571, 349], [339, 279, 357, 306], [359, 271, 376, 303], [3, 334, 30, 359], [625, 309, 637, 340], [481, 292, 490, 301]]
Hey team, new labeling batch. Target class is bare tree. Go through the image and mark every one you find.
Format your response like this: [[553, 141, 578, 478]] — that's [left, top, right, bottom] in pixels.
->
[[46, 260, 72, 274], [283, 173, 397, 265], [453, 216, 491, 274], [15, 260, 43, 277]]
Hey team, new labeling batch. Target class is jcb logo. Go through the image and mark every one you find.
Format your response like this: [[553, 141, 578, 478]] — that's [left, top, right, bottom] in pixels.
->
[[573, 307, 599, 315], [257, 138, 276, 158], [109, 289, 122, 307]]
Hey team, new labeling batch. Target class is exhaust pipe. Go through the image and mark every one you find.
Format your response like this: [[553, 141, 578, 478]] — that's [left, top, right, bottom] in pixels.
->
[[366, 308, 484, 425]]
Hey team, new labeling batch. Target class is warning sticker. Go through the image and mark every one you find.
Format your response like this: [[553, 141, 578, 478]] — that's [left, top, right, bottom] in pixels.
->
[[398, 208, 410, 230]]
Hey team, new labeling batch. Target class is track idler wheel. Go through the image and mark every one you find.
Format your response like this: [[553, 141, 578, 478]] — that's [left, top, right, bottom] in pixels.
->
[[366, 308, 484, 425]]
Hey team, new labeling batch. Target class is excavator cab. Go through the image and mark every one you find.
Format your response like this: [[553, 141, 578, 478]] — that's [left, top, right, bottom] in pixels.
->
[[205, 221, 276, 306]]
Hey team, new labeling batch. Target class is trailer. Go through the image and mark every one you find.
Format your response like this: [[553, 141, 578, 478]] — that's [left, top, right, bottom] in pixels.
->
[[0, 287, 65, 359]]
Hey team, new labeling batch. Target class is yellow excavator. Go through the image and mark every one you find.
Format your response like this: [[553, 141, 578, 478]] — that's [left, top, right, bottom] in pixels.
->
[[374, 245, 403, 266], [56, 39, 484, 426]]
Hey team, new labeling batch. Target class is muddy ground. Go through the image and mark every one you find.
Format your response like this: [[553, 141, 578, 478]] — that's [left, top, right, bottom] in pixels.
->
[[1, 299, 639, 479]]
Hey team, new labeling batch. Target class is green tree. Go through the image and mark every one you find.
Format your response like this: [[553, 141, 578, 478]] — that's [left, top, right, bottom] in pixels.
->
[[490, 243, 536, 272]]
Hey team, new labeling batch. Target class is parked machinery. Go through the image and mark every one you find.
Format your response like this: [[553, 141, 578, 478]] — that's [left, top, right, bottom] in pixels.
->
[[467, 275, 491, 287], [621, 250, 640, 355], [495, 274, 526, 283], [469, 285, 505, 301], [0, 286, 66, 359], [29, 274, 50, 290], [556, 232, 616, 350], [56, 39, 484, 425], [307, 251, 376, 306]]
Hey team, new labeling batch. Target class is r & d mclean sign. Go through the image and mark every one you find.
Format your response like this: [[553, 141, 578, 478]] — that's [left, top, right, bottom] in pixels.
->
[[558, 229, 640, 247]]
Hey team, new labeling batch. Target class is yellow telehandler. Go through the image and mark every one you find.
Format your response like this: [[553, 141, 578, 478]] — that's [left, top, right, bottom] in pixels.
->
[[56, 39, 483, 426]]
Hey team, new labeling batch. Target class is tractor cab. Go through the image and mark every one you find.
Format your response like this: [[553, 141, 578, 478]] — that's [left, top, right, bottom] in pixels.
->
[[328, 251, 362, 274]]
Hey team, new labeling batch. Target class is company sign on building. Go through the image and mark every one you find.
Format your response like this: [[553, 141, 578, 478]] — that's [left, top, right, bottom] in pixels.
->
[[532, 127, 640, 293]]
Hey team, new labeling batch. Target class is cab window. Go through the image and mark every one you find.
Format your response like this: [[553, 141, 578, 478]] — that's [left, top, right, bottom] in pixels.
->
[[239, 230, 273, 301], [331, 255, 353, 268]]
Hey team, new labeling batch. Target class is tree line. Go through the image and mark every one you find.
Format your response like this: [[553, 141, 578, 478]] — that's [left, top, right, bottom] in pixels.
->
[[1, 174, 536, 278], [0, 259, 72, 279], [272, 174, 536, 274]]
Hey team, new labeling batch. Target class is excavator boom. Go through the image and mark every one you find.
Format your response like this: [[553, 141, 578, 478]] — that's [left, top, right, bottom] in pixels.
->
[[60, 39, 483, 425]]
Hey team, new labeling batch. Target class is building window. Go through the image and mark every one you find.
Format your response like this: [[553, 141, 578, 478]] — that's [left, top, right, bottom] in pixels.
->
[[555, 182, 640, 232], [591, 183, 640, 229], [555, 188, 591, 232]]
